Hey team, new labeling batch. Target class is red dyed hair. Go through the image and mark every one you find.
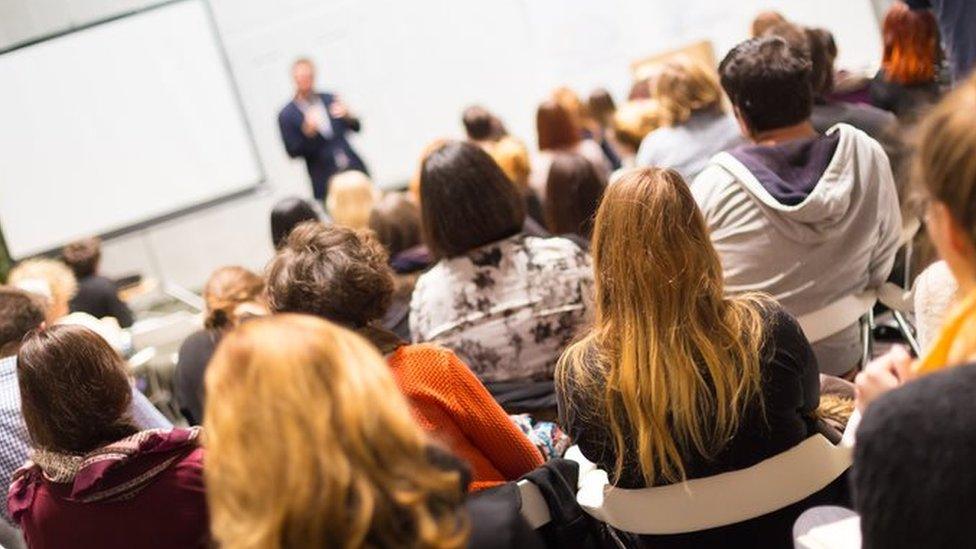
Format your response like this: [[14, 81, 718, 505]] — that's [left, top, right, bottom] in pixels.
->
[[882, 1, 939, 85]]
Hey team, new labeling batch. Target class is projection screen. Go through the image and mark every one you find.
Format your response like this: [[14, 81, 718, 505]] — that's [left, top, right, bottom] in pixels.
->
[[0, 0, 263, 259]]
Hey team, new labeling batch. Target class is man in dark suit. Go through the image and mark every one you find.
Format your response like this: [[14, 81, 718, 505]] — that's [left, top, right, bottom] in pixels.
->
[[278, 58, 368, 200]]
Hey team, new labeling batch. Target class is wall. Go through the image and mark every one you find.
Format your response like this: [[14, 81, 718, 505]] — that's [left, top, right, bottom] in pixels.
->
[[0, 0, 883, 291]]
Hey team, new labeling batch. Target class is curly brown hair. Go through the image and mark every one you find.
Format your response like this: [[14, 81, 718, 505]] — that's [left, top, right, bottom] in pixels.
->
[[266, 221, 394, 327]]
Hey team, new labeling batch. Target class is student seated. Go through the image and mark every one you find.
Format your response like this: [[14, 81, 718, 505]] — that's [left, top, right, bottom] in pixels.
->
[[174, 266, 266, 425], [203, 315, 543, 548], [0, 288, 170, 529], [855, 73, 976, 409], [852, 363, 976, 549], [8, 325, 206, 548], [61, 237, 134, 328], [693, 36, 902, 377], [410, 141, 593, 392], [462, 104, 507, 146], [530, 100, 610, 200], [635, 56, 745, 181], [557, 168, 842, 548], [266, 222, 544, 490], [326, 169, 379, 230], [870, 1, 943, 120], [270, 196, 321, 249], [543, 152, 606, 245]]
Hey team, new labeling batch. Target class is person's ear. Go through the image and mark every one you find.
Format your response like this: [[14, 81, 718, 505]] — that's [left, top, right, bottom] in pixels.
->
[[731, 105, 753, 140]]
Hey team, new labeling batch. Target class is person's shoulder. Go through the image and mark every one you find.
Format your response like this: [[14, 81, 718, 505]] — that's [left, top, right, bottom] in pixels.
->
[[178, 329, 219, 359], [466, 487, 545, 549]]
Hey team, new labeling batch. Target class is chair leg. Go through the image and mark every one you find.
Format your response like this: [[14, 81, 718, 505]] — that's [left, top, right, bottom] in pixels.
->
[[861, 311, 874, 368], [893, 310, 922, 357]]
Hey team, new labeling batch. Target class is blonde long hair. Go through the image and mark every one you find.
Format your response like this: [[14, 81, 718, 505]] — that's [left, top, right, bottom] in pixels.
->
[[557, 168, 767, 485], [204, 314, 467, 548], [652, 57, 725, 127]]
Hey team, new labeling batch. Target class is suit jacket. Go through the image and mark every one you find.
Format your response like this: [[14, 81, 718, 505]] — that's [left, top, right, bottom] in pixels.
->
[[278, 92, 367, 199]]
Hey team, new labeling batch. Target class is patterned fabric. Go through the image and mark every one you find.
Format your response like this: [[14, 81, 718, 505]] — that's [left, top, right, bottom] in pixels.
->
[[0, 356, 171, 525], [0, 356, 29, 524], [18, 428, 200, 504], [409, 234, 593, 383], [509, 414, 571, 460]]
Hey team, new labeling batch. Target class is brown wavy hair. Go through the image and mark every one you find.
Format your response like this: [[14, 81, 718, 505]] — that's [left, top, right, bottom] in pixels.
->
[[203, 266, 265, 330], [204, 314, 467, 548], [557, 168, 767, 485], [266, 221, 394, 327]]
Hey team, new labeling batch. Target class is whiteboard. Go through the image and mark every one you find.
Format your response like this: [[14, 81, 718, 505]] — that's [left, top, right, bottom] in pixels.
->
[[266, 0, 881, 187], [0, 0, 262, 259]]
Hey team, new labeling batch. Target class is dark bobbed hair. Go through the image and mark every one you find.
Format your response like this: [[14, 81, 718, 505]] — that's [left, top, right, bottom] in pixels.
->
[[270, 197, 321, 249], [18, 324, 138, 454], [368, 192, 422, 258], [587, 89, 617, 127], [462, 105, 494, 141], [719, 36, 814, 133], [266, 221, 394, 327], [61, 237, 101, 279], [544, 153, 606, 239], [536, 100, 581, 151], [419, 141, 525, 258], [806, 28, 837, 100], [0, 287, 45, 356]]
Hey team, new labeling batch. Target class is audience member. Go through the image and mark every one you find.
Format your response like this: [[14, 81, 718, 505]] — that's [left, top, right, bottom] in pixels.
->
[[557, 168, 838, 547], [7, 259, 77, 325], [905, 0, 976, 81], [174, 266, 265, 425], [270, 196, 321, 249], [611, 99, 662, 167], [486, 136, 546, 226], [751, 10, 787, 38], [544, 152, 606, 243], [369, 192, 425, 339], [326, 169, 379, 230], [0, 287, 170, 529], [636, 57, 745, 181], [856, 72, 976, 410], [8, 325, 205, 548], [870, 1, 943, 119], [462, 104, 507, 145], [852, 364, 976, 549], [61, 237, 134, 328], [694, 36, 902, 377], [803, 27, 898, 139], [204, 315, 543, 548], [411, 141, 593, 392], [552, 86, 621, 170], [266, 222, 544, 489], [530, 100, 610, 200]]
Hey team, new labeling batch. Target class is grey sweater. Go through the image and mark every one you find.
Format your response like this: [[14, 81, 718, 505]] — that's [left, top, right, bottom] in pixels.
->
[[692, 124, 902, 375]]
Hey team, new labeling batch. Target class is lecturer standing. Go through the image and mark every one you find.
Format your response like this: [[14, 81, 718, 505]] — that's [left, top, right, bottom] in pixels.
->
[[278, 58, 368, 200]]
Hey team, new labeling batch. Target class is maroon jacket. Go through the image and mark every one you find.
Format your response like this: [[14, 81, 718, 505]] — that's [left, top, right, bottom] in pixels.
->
[[7, 428, 208, 549]]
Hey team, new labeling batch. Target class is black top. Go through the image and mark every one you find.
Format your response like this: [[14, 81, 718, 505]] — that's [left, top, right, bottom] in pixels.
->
[[558, 304, 820, 488], [869, 70, 941, 120], [69, 275, 134, 328], [174, 329, 221, 425]]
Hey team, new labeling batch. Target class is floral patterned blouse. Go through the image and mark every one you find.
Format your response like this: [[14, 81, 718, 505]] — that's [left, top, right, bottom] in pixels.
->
[[409, 234, 594, 383]]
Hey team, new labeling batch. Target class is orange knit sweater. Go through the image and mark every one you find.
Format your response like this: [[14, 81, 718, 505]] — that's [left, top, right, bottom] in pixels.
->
[[387, 344, 544, 491]]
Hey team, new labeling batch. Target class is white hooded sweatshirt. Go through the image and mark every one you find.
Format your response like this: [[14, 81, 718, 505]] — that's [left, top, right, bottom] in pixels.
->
[[692, 124, 902, 375]]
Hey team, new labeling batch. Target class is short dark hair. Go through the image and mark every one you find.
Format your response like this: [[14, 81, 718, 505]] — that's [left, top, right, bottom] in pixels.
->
[[270, 197, 321, 249], [0, 287, 45, 356], [266, 221, 394, 327], [853, 365, 976, 549], [462, 105, 494, 141], [587, 88, 616, 126], [61, 237, 101, 278], [419, 141, 525, 258], [18, 324, 137, 454], [719, 36, 813, 133], [544, 153, 606, 239]]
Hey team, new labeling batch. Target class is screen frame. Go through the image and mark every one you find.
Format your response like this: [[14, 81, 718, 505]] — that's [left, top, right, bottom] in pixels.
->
[[0, 0, 266, 260]]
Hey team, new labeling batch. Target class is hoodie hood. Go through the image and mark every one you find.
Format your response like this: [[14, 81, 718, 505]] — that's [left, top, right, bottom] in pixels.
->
[[713, 124, 866, 244], [9, 427, 200, 511]]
